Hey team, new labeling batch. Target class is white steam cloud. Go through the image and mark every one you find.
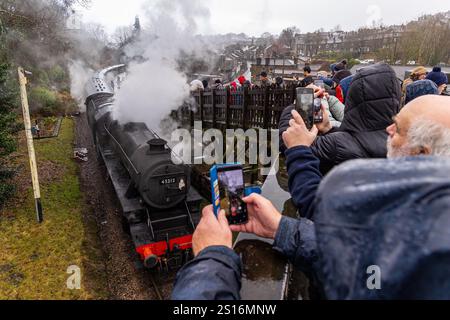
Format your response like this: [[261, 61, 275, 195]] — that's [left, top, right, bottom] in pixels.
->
[[69, 60, 94, 112], [113, 0, 212, 136]]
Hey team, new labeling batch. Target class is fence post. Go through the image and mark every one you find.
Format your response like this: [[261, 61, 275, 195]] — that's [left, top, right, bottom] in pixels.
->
[[263, 87, 270, 129], [291, 86, 297, 104], [225, 88, 230, 129], [242, 87, 248, 130], [199, 90, 204, 122], [212, 89, 217, 128]]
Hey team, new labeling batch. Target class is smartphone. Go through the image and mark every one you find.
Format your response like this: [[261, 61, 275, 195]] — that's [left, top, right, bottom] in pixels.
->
[[210, 164, 249, 225], [296, 87, 324, 129], [296, 88, 315, 129]]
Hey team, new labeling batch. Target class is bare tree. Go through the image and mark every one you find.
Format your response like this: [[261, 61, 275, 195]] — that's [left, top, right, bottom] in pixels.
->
[[279, 26, 299, 49], [83, 23, 109, 44], [112, 26, 134, 48], [400, 11, 450, 65]]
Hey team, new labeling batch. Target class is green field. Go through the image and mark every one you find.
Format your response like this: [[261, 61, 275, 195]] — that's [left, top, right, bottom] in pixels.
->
[[0, 119, 108, 300]]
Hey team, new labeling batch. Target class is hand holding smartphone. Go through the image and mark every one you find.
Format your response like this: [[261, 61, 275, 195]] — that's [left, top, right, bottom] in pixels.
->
[[210, 164, 249, 225]]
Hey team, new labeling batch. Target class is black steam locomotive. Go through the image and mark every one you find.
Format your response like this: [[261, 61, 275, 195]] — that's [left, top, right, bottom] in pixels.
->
[[85, 65, 203, 270]]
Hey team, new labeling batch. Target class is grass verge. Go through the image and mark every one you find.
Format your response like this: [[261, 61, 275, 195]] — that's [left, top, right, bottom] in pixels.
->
[[0, 118, 108, 300]]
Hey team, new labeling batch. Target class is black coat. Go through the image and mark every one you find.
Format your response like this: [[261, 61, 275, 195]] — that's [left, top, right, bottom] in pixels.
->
[[279, 63, 401, 174]]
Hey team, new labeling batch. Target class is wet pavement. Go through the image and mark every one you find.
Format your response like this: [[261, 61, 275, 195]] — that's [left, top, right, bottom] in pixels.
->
[[234, 156, 310, 300]]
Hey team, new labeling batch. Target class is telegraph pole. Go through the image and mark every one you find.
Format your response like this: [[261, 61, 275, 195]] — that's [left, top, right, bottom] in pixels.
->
[[18, 67, 43, 223]]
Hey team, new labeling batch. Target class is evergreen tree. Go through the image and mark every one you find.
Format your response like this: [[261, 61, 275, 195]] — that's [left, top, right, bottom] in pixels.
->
[[0, 63, 19, 207]]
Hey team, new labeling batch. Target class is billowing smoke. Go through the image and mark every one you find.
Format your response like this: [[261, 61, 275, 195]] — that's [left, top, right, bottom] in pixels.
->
[[113, 0, 212, 138], [68, 60, 94, 112]]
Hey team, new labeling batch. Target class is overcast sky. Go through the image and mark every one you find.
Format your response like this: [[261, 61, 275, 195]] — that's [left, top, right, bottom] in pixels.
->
[[76, 0, 450, 36]]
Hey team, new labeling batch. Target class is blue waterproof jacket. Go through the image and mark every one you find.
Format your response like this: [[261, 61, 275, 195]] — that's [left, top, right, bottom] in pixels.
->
[[339, 74, 354, 103], [172, 154, 450, 300]]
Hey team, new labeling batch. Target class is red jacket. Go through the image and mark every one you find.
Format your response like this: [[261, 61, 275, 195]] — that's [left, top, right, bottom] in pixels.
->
[[335, 85, 344, 103]]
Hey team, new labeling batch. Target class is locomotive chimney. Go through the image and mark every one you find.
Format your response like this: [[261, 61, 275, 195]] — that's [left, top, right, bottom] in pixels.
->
[[147, 138, 167, 153]]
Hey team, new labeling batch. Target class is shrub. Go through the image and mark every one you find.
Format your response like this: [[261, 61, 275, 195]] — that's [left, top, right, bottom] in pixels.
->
[[58, 91, 79, 115], [29, 86, 60, 116], [36, 70, 50, 86], [0, 169, 15, 208], [48, 65, 68, 90], [0, 63, 19, 207]]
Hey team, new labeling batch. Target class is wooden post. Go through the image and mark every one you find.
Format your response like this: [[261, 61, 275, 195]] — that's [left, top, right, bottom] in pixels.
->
[[225, 89, 230, 129], [199, 90, 204, 122], [190, 106, 194, 129], [263, 87, 270, 129], [242, 87, 248, 130], [212, 89, 217, 128], [18, 67, 43, 223]]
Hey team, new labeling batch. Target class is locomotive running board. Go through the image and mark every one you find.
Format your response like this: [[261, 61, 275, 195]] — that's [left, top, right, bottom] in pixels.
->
[[100, 144, 145, 214]]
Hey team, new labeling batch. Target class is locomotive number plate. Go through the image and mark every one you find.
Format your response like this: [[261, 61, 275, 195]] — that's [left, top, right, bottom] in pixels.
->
[[160, 178, 177, 185]]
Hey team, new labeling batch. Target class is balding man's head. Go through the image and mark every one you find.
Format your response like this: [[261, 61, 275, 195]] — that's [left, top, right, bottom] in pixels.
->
[[403, 95, 450, 128], [386, 95, 450, 158]]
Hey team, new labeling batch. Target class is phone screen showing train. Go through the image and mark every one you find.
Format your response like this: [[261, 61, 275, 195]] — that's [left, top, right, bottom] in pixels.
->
[[296, 87, 315, 130], [217, 166, 248, 225]]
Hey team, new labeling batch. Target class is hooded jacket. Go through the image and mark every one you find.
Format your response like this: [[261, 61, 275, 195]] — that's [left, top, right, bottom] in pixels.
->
[[172, 157, 450, 300], [279, 63, 401, 174]]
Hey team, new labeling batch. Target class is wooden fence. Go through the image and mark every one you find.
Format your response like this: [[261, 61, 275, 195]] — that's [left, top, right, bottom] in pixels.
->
[[177, 87, 297, 130]]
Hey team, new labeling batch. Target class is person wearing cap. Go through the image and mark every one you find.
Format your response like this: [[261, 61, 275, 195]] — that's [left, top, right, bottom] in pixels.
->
[[243, 80, 252, 89], [426, 66, 448, 95], [405, 79, 439, 104], [259, 71, 270, 88], [330, 60, 347, 76], [317, 71, 334, 88], [300, 66, 313, 87], [332, 69, 352, 86], [334, 61, 347, 72], [190, 79, 204, 92], [332, 70, 352, 103], [213, 79, 223, 90], [202, 79, 209, 90], [275, 76, 284, 89], [402, 66, 428, 92]]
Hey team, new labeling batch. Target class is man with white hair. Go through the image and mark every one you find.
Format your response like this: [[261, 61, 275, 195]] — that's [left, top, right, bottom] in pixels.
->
[[386, 95, 450, 158]]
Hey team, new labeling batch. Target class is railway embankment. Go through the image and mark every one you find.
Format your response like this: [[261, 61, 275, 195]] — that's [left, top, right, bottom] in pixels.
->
[[0, 118, 108, 299]]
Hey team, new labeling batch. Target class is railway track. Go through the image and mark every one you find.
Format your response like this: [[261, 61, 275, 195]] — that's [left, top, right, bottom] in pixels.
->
[[147, 269, 178, 300], [149, 273, 164, 300]]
